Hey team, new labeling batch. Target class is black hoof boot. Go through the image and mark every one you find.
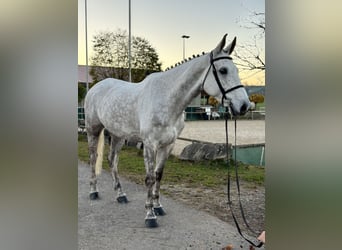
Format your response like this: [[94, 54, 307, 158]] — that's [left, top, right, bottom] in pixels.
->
[[153, 206, 166, 216], [89, 192, 99, 200], [117, 194, 128, 203], [145, 218, 158, 228]]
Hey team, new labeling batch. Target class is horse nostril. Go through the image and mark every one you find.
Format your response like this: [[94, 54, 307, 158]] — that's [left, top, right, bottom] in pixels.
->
[[240, 103, 248, 115]]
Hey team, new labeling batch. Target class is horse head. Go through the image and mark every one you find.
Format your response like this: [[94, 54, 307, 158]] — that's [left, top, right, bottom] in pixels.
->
[[203, 34, 251, 116]]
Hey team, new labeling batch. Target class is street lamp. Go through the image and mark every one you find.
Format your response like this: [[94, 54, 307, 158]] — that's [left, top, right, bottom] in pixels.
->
[[181, 35, 190, 60]]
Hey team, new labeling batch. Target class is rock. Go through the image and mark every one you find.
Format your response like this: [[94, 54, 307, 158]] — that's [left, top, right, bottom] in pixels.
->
[[179, 142, 231, 161]]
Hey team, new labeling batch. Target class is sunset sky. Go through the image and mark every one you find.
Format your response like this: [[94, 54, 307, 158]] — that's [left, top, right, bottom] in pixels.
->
[[78, 0, 265, 85]]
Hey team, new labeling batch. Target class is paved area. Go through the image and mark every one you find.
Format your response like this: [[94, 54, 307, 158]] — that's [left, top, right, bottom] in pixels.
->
[[172, 120, 265, 156], [78, 161, 264, 250]]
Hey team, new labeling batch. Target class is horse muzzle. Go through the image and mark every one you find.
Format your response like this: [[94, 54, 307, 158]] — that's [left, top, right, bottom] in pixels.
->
[[230, 100, 251, 116]]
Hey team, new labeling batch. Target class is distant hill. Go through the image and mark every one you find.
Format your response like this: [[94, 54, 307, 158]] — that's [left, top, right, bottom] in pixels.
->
[[245, 86, 265, 96]]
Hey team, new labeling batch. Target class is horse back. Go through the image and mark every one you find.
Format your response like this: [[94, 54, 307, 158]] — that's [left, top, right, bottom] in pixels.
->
[[84, 78, 143, 137]]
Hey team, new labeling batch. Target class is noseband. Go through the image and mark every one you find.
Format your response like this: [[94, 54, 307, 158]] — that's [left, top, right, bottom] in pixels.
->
[[202, 52, 245, 105]]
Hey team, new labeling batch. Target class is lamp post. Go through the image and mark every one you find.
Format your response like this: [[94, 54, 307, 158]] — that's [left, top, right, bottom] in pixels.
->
[[181, 35, 190, 60], [85, 0, 89, 92], [128, 0, 132, 82]]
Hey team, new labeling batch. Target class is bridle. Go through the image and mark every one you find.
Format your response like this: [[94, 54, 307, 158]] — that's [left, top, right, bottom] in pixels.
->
[[202, 51, 264, 248], [201, 51, 245, 106]]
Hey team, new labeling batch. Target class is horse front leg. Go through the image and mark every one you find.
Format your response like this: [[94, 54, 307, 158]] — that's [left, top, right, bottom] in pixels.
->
[[143, 145, 158, 227], [152, 143, 174, 216]]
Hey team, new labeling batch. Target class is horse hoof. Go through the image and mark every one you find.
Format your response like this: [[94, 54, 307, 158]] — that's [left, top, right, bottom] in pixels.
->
[[89, 192, 99, 200], [117, 195, 128, 203], [153, 206, 166, 216], [145, 218, 158, 228]]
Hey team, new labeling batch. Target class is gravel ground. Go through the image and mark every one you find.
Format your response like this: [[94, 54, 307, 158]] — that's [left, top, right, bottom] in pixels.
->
[[78, 162, 265, 250]]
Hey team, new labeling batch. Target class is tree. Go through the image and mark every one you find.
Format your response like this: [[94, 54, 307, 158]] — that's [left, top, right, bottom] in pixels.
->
[[131, 36, 162, 81], [234, 10, 265, 82], [90, 29, 162, 83], [208, 96, 219, 107], [78, 83, 86, 104], [249, 93, 264, 108]]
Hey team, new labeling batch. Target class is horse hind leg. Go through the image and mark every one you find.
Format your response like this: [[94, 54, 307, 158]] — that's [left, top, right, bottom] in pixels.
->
[[107, 134, 127, 203], [87, 126, 104, 200]]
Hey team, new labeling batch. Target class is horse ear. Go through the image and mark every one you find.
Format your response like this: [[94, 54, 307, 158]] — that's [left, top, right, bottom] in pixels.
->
[[223, 36, 237, 55], [213, 34, 228, 55]]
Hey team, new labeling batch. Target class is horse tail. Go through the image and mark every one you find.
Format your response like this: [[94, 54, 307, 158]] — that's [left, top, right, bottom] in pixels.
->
[[95, 129, 105, 176]]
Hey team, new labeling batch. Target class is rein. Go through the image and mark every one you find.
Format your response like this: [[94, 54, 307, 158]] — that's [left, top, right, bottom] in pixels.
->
[[224, 114, 264, 248], [203, 51, 263, 247]]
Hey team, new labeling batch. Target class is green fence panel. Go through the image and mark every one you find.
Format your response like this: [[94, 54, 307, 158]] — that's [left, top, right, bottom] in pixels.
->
[[232, 145, 265, 166]]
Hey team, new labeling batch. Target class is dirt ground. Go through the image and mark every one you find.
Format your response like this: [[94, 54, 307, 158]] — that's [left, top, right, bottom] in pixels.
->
[[168, 120, 265, 233], [160, 181, 265, 234]]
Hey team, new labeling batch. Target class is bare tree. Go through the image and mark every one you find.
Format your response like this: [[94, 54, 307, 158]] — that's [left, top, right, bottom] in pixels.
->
[[234, 11, 265, 83], [240, 11, 265, 33]]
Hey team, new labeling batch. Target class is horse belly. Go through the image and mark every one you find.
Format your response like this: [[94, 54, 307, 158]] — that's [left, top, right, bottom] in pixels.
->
[[98, 95, 140, 138], [100, 108, 140, 138], [106, 120, 140, 138]]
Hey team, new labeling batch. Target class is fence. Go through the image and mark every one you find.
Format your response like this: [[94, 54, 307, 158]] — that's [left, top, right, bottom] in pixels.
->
[[78, 106, 265, 130], [78, 107, 86, 133], [184, 107, 265, 121], [232, 143, 265, 166]]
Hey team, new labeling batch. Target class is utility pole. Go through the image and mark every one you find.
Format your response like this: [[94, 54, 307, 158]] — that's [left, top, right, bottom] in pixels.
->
[[128, 0, 132, 82], [85, 0, 89, 92]]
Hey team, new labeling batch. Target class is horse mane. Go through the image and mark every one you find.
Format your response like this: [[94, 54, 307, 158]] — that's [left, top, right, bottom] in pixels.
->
[[164, 51, 206, 71]]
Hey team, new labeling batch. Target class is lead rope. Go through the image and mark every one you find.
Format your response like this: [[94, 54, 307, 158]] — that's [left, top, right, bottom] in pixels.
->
[[233, 119, 259, 235], [224, 106, 263, 248]]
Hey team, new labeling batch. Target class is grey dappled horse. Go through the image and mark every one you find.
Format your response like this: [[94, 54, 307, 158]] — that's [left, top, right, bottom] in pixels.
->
[[84, 34, 251, 227]]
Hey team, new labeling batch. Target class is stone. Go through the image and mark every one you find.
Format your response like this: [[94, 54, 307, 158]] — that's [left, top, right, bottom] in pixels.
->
[[179, 142, 231, 161]]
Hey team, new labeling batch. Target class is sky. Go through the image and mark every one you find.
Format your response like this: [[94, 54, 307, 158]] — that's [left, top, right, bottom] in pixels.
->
[[78, 0, 265, 85]]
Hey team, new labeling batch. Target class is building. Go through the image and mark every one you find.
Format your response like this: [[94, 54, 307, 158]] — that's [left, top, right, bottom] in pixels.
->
[[78, 65, 93, 85]]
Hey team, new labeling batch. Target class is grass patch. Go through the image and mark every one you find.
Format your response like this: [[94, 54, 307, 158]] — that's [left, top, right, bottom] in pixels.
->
[[78, 139, 264, 188]]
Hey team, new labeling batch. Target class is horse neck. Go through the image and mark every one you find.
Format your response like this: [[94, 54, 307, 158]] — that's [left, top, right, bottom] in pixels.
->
[[162, 54, 209, 114]]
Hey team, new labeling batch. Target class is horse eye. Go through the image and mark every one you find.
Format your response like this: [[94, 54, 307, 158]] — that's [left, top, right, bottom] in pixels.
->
[[219, 67, 228, 74]]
